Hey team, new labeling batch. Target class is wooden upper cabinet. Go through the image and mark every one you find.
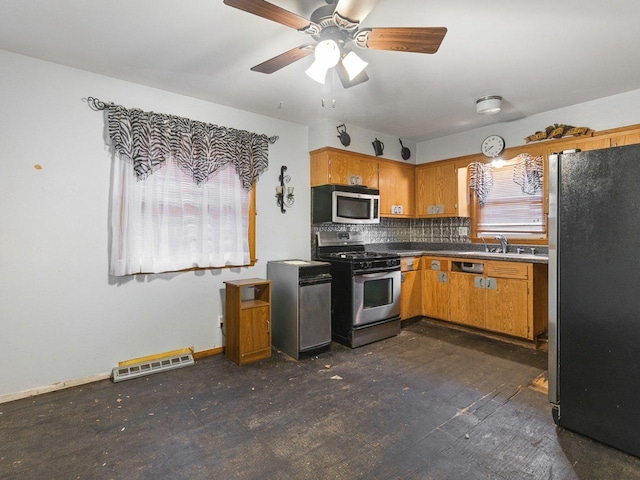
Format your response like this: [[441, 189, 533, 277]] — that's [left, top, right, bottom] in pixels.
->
[[308, 124, 640, 222], [502, 143, 545, 159], [542, 136, 610, 156], [378, 160, 415, 217], [415, 161, 458, 217], [310, 147, 379, 188], [608, 125, 640, 147]]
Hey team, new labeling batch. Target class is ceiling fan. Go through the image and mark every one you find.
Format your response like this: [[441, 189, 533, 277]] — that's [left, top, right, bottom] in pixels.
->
[[223, 0, 447, 88]]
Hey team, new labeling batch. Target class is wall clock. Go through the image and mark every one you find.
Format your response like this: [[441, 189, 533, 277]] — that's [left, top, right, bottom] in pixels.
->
[[481, 135, 505, 158]]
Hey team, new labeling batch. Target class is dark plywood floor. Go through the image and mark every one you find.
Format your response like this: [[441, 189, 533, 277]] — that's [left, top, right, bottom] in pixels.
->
[[2, 320, 640, 479]]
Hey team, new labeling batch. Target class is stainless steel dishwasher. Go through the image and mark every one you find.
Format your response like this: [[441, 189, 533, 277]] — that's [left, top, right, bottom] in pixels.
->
[[267, 260, 332, 359]]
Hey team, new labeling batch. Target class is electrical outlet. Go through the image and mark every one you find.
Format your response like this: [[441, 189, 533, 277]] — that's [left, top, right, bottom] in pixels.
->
[[217, 314, 224, 327], [458, 226, 469, 236]]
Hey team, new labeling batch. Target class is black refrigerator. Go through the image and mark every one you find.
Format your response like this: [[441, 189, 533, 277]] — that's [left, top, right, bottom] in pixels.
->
[[549, 143, 640, 457]]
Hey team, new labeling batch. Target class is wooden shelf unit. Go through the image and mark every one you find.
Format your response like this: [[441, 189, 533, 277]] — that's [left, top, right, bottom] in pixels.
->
[[224, 278, 272, 365]]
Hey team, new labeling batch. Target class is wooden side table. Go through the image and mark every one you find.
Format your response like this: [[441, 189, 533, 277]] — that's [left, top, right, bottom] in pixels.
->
[[224, 278, 272, 365]]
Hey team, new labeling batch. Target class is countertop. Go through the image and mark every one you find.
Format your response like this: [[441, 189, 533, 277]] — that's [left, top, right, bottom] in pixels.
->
[[391, 249, 548, 264], [366, 243, 548, 264]]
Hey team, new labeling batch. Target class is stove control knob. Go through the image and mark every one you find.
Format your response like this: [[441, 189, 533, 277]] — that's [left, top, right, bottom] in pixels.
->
[[387, 259, 394, 267], [362, 261, 371, 270]]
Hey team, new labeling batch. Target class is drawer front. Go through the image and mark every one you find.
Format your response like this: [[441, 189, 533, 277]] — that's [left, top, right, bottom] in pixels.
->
[[485, 261, 529, 279], [424, 258, 449, 271], [401, 257, 421, 272]]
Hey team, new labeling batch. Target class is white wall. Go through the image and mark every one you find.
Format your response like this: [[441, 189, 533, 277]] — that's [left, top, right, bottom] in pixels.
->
[[417, 89, 640, 163], [0, 50, 310, 398]]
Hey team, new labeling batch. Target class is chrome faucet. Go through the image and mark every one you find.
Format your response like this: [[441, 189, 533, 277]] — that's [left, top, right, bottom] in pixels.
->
[[495, 234, 509, 254], [480, 237, 489, 252]]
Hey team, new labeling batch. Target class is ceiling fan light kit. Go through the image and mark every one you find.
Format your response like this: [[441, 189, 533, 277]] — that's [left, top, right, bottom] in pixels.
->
[[305, 38, 341, 84], [314, 39, 341, 68], [476, 95, 502, 115], [341, 51, 368, 81], [305, 61, 329, 84], [224, 0, 447, 88]]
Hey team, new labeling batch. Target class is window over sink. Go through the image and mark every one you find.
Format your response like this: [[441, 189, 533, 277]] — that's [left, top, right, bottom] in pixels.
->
[[468, 155, 546, 242]]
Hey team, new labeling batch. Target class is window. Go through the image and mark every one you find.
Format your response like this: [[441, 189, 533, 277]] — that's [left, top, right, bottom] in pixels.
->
[[103, 102, 273, 276], [470, 155, 546, 241], [110, 160, 256, 276]]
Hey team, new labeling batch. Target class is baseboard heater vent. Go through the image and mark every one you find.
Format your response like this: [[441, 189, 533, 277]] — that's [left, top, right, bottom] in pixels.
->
[[112, 353, 194, 383]]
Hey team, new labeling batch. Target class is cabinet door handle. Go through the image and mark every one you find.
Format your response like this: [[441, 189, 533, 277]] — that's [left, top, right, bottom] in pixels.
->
[[266, 319, 270, 334]]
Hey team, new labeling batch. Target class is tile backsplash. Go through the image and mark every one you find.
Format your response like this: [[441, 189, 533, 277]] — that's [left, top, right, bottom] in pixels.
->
[[311, 217, 471, 255]]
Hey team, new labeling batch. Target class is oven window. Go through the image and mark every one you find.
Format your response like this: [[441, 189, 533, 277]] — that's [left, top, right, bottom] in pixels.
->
[[363, 278, 392, 309], [336, 195, 371, 219]]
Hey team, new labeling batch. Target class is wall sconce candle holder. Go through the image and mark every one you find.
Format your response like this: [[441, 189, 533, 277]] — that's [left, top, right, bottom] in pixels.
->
[[275, 165, 294, 213]]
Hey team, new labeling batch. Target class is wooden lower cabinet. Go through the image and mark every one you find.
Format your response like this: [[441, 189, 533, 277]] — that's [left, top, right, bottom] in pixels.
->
[[423, 259, 450, 320], [401, 270, 422, 319], [484, 277, 529, 338], [448, 272, 485, 329], [237, 305, 271, 362], [421, 257, 547, 341], [400, 257, 422, 319]]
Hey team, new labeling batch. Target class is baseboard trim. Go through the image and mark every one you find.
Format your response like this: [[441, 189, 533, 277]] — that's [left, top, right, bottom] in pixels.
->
[[0, 372, 112, 404], [193, 347, 223, 360], [0, 347, 224, 404]]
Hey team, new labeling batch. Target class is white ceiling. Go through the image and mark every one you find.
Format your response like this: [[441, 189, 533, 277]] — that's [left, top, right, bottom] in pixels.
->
[[2, 0, 639, 141]]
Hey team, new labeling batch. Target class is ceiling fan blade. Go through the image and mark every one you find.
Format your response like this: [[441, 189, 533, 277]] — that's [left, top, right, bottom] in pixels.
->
[[334, 0, 380, 26], [250, 45, 314, 74], [223, 0, 317, 32], [334, 60, 369, 89], [356, 27, 447, 54]]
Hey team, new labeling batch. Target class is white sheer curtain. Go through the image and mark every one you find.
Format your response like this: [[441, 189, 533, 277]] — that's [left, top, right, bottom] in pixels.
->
[[110, 158, 249, 276]]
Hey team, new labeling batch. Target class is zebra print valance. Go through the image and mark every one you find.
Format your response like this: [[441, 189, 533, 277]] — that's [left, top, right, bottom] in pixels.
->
[[513, 154, 543, 195], [468, 162, 494, 206], [105, 102, 278, 189]]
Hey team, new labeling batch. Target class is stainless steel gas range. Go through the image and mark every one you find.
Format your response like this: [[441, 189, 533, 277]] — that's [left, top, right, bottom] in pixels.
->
[[315, 231, 401, 348]]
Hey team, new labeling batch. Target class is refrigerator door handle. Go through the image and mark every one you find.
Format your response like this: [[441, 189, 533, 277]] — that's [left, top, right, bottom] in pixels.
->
[[548, 153, 560, 405]]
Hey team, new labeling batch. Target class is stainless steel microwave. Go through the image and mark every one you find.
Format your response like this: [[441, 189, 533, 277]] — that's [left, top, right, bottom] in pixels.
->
[[312, 185, 380, 224]]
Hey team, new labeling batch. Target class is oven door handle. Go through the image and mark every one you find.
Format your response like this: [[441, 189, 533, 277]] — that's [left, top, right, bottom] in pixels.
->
[[358, 270, 397, 278]]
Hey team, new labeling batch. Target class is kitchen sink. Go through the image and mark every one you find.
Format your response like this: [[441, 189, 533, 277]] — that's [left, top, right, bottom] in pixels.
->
[[471, 251, 545, 262]]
